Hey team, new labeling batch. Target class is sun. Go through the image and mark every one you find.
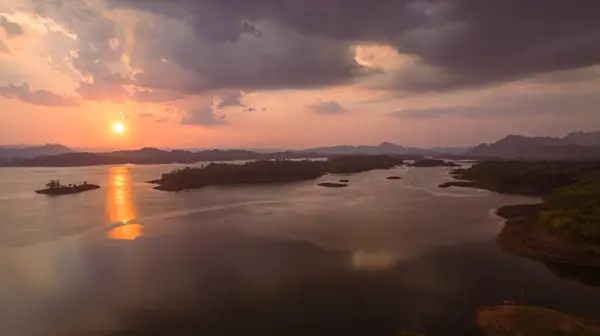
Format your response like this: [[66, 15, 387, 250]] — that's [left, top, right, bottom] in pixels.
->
[[112, 121, 125, 134]]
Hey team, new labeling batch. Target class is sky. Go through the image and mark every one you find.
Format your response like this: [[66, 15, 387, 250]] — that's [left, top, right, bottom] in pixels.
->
[[1, 0, 600, 150]]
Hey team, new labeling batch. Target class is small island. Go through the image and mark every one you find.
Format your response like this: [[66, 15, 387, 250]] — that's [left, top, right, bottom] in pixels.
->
[[386, 176, 402, 180], [339, 179, 350, 183], [318, 182, 348, 188], [150, 155, 404, 192], [36, 180, 100, 195], [477, 305, 600, 335], [410, 159, 459, 167]]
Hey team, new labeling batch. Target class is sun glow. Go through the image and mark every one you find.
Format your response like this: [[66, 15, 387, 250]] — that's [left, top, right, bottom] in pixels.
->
[[113, 121, 125, 134]]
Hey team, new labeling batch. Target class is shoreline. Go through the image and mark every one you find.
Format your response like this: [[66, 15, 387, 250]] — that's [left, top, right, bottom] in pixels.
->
[[496, 204, 600, 269], [440, 166, 600, 269]]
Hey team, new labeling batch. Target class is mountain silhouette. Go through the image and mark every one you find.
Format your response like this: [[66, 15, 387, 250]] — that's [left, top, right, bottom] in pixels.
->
[[467, 131, 600, 159], [0, 144, 74, 159]]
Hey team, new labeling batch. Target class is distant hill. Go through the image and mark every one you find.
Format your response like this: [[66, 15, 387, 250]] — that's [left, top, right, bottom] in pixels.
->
[[467, 131, 600, 160], [0, 144, 74, 159], [302, 142, 466, 156], [2, 147, 325, 167]]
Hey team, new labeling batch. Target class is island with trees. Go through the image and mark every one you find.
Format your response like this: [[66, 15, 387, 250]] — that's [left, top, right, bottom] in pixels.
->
[[318, 182, 348, 188], [150, 155, 404, 191], [325, 154, 404, 173], [439, 160, 600, 268], [36, 180, 100, 195], [410, 159, 460, 167]]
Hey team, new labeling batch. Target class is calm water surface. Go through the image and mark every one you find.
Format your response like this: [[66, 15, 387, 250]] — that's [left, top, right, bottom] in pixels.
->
[[1, 164, 600, 335]]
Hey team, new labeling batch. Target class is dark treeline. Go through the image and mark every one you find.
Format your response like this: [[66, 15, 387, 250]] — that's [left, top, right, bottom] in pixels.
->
[[442, 161, 600, 195], [151, 155, 405, 191]]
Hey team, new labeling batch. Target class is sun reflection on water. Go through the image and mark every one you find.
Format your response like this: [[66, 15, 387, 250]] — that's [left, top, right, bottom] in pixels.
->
[[107, 166, 142, 240], [351, 251, 396, 270]]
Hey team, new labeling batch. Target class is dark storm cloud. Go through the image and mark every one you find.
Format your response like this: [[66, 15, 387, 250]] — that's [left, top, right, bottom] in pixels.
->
[[112, 0, 600, 91], [0, 83, 80, 107], [110, 0, 424, 42], [129, 19, 366, 93], [306, 100, 346, 115]]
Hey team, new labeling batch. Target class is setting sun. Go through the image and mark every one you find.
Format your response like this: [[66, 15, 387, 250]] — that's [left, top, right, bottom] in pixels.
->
[[112, 121, 125, 134]]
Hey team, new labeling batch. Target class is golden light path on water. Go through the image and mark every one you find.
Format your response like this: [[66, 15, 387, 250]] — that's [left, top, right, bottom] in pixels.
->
[[107, 166, 142, 240]]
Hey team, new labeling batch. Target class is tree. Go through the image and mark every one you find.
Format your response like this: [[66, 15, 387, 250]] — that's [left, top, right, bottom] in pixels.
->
[[45, 180, 59, 188]]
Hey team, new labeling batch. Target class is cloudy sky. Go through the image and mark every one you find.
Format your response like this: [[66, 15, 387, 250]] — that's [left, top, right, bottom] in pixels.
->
[[1, 0, 599, 149]]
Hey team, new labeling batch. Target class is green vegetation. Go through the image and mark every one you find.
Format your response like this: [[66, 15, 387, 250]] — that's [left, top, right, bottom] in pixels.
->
[[477, 305, 600, 336], [496, 200, 600, 268], [539, 180, 600, 243], [152, 155, 404, 192]]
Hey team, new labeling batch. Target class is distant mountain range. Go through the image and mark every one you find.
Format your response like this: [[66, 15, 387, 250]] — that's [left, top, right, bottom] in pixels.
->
[[467, 131, 600, 160], [301, 142, 466, 156], [2, 131, 600, 166], [0, 143, 465, 167], [0, 144, 74, 159]]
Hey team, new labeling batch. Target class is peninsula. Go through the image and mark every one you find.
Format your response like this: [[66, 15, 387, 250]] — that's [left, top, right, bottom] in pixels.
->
[[440, 161, 600, 268], [438, 161, 600, 195], [497, 180, 600, 268]]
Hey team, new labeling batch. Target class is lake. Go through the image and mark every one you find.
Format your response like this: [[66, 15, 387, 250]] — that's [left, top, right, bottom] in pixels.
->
[[1, 163, 600, 335]]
